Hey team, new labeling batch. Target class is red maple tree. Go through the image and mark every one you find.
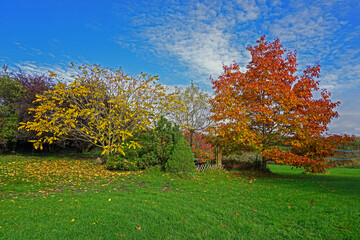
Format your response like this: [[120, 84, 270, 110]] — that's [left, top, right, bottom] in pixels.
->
[[183, 130, 214, 163], [209, 36, 353, 173]]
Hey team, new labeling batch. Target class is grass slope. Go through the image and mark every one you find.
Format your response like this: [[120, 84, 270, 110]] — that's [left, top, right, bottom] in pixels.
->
[[0, 155, 359, 239]]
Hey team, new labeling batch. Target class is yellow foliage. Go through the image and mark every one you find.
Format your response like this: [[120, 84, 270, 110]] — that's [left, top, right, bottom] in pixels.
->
[[20, 63, 186, 156], [0, 156, 132, 189]]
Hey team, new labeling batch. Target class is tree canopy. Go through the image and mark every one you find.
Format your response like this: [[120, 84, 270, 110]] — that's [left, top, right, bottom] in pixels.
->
[[209, 36, 353, 172], [173, 82, 212, 132], [20, 63, 184, 156], [172, 82, 212, 149], [0, 67, 24, 147]]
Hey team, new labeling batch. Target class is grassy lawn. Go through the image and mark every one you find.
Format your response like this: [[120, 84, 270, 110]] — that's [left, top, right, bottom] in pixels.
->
[[0, 155, 359, 239]]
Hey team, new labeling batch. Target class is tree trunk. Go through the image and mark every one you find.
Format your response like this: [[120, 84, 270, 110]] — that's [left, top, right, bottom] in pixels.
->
[[48, 143, 54, 153], [81, 143, 93, 153], [190, 130, 194, 148], [261, 158, 267, 171], [259, 155, 268, 171], [11, 141, 17, 154], [255, 154, 268, 172]]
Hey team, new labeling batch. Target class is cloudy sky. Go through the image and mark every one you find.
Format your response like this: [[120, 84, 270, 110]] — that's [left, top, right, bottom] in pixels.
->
[[1, 0, 359, 135]]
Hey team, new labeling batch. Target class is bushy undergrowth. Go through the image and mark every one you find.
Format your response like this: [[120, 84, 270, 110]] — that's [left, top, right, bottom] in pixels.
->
[[327, 159, 360, 168], [106, 117, 182, 171], [222, 152, 259, 170]]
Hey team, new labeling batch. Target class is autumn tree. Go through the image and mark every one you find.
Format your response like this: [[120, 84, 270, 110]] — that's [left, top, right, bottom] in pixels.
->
[[20, 63, 184, 157], [183, 130, 214, 163], [13, 71, 55, 145], [209, 36, 353, 173], [172, 82, 212, 146], [0, 67, 55, 151]]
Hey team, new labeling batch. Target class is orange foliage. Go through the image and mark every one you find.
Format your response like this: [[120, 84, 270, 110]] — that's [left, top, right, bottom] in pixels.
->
[[209, 35, 354, 172]]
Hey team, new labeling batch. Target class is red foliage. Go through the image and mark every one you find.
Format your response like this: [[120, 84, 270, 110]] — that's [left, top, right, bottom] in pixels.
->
[[183, 130, 214, 163], [14, 71, 55, 122], [13, 71, 55, 141]]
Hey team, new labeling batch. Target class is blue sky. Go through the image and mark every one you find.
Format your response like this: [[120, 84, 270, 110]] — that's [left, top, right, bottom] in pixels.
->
[[1, 0, 359, 135]]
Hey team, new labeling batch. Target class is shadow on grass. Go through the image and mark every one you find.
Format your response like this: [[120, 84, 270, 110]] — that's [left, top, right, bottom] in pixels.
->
[[231, 165, 360, 198]]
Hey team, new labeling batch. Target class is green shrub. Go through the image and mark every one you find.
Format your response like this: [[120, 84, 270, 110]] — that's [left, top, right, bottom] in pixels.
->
[[105, 154, 140, 171], [153, 116, 182, 167], [106, 116, 182, 171], [0, 70, 24, 149], [165, 136, 195, 176]]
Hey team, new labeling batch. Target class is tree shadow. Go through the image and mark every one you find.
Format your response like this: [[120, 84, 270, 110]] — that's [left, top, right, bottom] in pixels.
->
[[232, 166, 360, 198]]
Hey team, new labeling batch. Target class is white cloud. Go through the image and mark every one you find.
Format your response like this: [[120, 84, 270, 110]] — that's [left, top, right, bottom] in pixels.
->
[[235, 0, 261, 21], [114, 0, 266, 85], [329, 110, 360, 135], [11, 61, 75, 81], [270, 6, 340, 57], [148, 24, 241, 77], [270, 0, 282, 7], [267, 2, 360, 94], [144, 2, 245, 79], [321, 64, 360, 91]]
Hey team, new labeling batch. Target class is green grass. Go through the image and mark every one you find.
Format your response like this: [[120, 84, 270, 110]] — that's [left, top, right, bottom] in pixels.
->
[[0, 155, 359, 239]]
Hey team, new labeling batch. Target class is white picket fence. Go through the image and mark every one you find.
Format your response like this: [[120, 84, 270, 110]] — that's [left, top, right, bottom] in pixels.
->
[[196, 164, 223, 171]]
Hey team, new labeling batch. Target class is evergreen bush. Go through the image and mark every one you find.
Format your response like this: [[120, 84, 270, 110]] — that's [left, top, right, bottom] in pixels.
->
[[166, 136, 195, 176]]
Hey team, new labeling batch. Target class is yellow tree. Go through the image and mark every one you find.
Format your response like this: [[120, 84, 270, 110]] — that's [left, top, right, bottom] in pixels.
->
[[19, 63, 184, 156]]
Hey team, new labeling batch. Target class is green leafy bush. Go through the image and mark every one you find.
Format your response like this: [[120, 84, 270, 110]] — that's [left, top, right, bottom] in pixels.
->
[[165, 136, 195, 176], [105, 154, 140, 171], [153, 116, 182, 167], [106, 116, 182, 171], [0, 70, 24, 149]]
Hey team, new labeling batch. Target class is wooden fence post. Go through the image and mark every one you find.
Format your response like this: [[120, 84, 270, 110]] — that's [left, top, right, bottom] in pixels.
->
[[217, 148, 222, 166]]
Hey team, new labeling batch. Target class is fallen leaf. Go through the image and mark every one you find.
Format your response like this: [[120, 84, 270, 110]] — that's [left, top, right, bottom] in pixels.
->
[[136, 226, 141, 231], [221, 225, 227, 227], [253, 209, 258, 212], [234, 212, 239, 215]]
